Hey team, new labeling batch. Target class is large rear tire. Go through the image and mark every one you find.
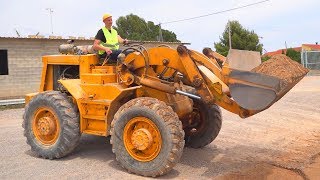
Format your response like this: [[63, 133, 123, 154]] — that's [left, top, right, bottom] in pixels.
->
[[110, 97, 185, 177], [184, 101, 222, 148], [23, 91, 80, 159]]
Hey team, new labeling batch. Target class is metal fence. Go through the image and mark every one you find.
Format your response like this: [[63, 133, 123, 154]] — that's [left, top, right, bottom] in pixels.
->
[[301, 51, 320, 75]]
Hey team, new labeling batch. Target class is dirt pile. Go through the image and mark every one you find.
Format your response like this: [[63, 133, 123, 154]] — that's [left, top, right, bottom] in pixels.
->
[[252, 54, 309, 89]]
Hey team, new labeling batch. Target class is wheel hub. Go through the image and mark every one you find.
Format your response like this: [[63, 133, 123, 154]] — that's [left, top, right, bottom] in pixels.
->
[[32, 107, 60, 146], [37, 117, 56, 136], [131, 128, 153, 150], [185, 107, 204, 136], [123, 117, 162, 162]]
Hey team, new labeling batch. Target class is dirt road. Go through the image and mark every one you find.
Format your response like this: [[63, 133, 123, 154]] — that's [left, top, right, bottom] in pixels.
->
[[0, 76, 319, 179]]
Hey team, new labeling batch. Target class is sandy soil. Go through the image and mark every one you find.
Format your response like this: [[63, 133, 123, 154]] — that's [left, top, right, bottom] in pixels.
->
[[0, 76, 319, 179], [252, 54, 309, 89]]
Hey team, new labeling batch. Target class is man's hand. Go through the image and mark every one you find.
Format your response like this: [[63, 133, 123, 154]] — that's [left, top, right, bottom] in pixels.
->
[[123, 39, 129, 45], [105, 47, 112, 55]]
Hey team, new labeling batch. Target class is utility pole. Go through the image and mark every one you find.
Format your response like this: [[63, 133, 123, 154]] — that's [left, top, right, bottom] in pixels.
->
[[228, 20, 232, 49], [158, 23, 163, 42], [46, 8, 54, 35], [285, 41, 288, 50]]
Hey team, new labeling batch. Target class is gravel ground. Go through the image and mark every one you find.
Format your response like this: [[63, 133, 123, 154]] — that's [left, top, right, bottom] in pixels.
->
[[0, 76, 319, 179]]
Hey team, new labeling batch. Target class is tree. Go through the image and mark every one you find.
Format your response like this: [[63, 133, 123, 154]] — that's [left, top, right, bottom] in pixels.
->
[[114, 14, 180, 42], [214, 21, 263, 56], [286, 48, 301, 63], [261, 56, 270, 62]]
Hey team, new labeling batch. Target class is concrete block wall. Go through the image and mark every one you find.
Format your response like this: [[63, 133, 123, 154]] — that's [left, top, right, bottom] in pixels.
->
[[0, 37, 186, 99], [0, 38, 93, 99]]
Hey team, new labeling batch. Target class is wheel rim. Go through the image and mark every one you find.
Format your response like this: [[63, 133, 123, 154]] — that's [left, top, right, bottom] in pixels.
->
[[186, 106, 206, 136], [123, 117, 162, 162], [32, 107, 60, 146]]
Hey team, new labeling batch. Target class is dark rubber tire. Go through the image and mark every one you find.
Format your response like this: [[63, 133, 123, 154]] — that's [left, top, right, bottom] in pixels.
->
[[185, 101, 222, 148], [110, 97, 185, 177], [23, 91, 80, 159]]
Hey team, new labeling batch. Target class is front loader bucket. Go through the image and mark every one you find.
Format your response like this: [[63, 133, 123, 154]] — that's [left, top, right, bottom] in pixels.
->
[[228, 68, 308, 111], [224, 50, 309, 111], [228, 70, 281, 110]]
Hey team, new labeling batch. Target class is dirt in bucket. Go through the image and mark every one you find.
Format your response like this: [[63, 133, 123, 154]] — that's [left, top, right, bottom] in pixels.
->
[[251, 54, 309, 89]]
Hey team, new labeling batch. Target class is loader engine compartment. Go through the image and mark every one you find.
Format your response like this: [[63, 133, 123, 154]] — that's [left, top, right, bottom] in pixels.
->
[[53, 65, 79, 90]]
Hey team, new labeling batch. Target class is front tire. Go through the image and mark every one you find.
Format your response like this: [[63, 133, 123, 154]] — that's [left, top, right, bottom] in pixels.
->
[[184, 101, 222, 148], [23, 91, 80, 159], [110, 97, 185, 177]]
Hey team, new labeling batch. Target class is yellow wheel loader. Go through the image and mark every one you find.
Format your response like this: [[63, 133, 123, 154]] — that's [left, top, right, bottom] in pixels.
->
[[23, 42, 306, 177]]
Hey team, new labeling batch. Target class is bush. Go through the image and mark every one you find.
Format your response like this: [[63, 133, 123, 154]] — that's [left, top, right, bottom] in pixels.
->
[[261, 56, 271, 62], [286, 48, 301, 64]]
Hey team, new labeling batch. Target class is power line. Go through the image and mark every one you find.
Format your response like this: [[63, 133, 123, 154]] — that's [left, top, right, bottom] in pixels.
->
[[161, 0, 270, 25]]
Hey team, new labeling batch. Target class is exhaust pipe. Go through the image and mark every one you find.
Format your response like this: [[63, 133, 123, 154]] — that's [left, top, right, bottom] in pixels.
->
[[59, 43, 96, 55]]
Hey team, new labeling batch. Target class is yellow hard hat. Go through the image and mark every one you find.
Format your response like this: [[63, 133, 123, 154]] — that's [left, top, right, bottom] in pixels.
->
[[102, 13, 112, 21]]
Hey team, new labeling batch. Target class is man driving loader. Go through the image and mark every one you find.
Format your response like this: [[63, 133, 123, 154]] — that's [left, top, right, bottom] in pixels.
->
[[93, 13, 128, 64]]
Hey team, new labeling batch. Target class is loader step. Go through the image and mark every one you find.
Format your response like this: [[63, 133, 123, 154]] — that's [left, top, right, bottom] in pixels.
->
[[82, 114, 106, 121], [83, 130, 107, 136], [81, 73, 117, 84], [81, 99, 112, 105]]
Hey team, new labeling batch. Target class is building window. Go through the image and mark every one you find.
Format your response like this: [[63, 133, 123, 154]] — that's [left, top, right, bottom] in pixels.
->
[[0, 50, 8, 75]]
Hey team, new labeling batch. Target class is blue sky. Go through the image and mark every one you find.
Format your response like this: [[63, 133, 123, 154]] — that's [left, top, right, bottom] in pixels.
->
[[0, 0, 319, 53]]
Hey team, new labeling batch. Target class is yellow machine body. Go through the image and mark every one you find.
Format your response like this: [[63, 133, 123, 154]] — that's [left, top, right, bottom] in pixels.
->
[[27, 55, 136, 136], [26, 46, 304, 137], [24, 44, 307, 177], [26, 53, 193, 137]]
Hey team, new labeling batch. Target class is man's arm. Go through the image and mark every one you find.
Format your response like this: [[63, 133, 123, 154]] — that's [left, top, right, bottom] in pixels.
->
[[93, 39, 112, 55], [93, 29, 112, 55], [117, 35, 128, 44]]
